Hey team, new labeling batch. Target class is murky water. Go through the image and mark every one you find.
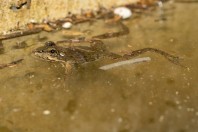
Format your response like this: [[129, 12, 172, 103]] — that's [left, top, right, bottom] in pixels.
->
[[0, 2, 198, 132]]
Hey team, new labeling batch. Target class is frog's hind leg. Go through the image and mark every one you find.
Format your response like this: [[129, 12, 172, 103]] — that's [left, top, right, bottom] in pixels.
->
[[122, 48, 185, 67]]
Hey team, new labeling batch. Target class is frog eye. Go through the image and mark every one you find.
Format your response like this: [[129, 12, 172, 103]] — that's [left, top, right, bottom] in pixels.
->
[[45, 41, 56, 47], [50, 49, 56, 53]]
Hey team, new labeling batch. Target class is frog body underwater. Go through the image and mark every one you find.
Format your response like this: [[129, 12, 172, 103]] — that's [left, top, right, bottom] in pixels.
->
[[34, 40, 182, 71]]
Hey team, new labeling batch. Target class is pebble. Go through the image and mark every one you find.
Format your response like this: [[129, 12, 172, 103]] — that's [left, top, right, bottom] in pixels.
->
[[62, 22, 72, 29], [117, 117, 123, 123], [159, 115, 164, 122], [114, 7, 132, 19], [29, 19, 37, 23], [43, 110, 51, 115]]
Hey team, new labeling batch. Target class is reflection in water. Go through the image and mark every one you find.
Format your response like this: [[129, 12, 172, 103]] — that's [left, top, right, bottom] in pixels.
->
[[0, 2, 198, 132]]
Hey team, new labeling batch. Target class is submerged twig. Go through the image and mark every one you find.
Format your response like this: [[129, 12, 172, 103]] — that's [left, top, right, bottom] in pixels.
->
[[0, 29, 42, 41], [0, 59, 24, 69], [92, 22, 129, 39], [56, 37, 87, 44], [99, 57, 151, 70]]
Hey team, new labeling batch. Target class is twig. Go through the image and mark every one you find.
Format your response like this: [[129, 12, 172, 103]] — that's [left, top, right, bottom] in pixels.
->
[[99, 57, 151, 70], [0, 29, 42, 41], [92, 22, 129, 39], [0, 59, 24, 69]]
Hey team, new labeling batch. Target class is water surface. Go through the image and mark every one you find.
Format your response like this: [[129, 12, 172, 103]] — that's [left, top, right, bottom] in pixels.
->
[[0, 2, 197, 132]]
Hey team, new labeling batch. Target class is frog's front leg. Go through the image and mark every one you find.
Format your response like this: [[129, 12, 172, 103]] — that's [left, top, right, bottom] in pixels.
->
[[62, 61, 78, 75]]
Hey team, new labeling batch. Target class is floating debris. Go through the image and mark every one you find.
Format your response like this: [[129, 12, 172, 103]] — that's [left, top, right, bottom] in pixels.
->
[[0, 3, 153, 41], [99, 57, 151, 70], [114, 7, 132, 19]]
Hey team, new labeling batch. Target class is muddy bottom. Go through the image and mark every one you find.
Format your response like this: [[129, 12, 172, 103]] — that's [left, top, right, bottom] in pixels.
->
[[0, 2, 198, 132]]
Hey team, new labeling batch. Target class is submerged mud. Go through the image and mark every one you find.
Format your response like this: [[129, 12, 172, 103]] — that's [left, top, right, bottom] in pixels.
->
[[0, 2, 198, 132]]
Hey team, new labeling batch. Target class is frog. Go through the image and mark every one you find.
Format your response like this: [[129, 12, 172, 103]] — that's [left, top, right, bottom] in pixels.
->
[[33, 40, 182, 72], [33, 22, 183, 72]]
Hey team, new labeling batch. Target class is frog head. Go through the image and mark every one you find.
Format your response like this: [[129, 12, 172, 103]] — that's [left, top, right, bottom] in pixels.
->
[[33, 41, 66, 62]]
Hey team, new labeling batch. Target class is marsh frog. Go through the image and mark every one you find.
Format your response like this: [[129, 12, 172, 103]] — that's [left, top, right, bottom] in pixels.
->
[[34, 40, 182, 71]]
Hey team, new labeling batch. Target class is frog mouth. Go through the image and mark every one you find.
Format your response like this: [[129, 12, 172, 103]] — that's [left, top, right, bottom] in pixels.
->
[[33, 51, 51, 61], [33, 51, 44, 58], [33, 51, 61, 62]]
